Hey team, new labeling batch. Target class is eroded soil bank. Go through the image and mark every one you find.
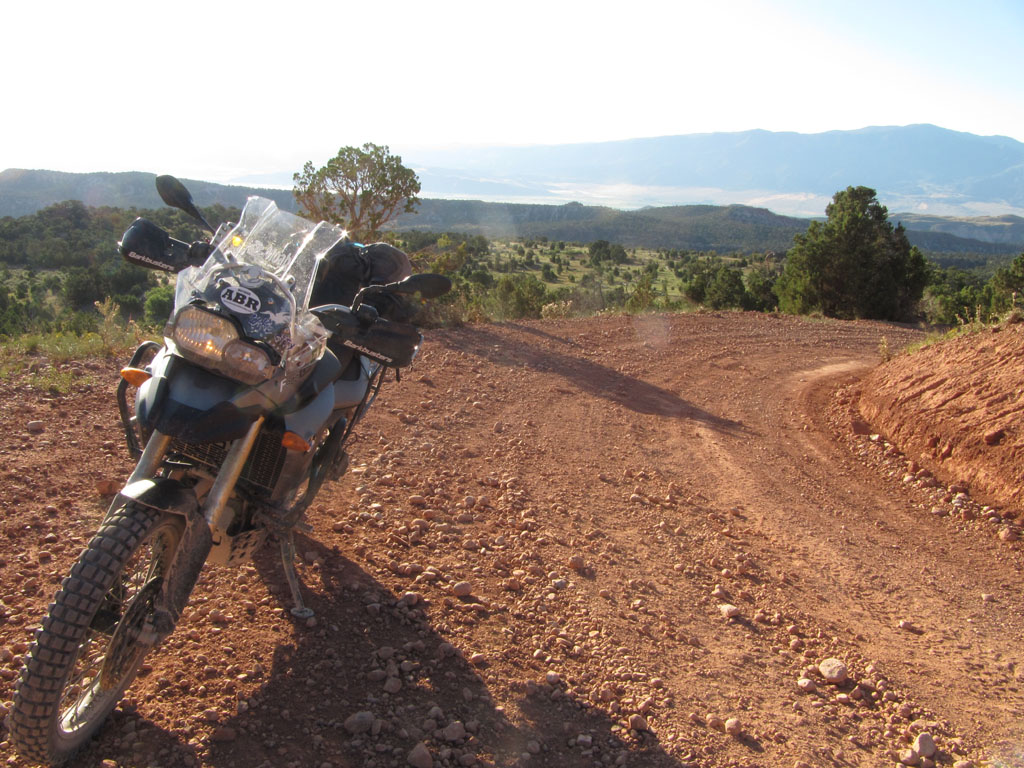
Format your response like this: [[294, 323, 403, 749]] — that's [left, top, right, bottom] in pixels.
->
[[859, 321, 1024, 510]]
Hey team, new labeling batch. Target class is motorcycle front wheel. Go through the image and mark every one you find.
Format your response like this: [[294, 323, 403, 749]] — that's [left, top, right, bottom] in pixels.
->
[[9, 502, 185, 766]]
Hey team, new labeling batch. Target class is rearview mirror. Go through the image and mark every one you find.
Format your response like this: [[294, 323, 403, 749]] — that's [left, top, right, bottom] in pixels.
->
[[155, 175, 214, 233]]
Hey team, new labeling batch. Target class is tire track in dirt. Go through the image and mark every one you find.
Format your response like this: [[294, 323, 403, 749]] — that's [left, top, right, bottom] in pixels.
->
[[637, 340, 1024, 756], [754, 361, 1024, 744]]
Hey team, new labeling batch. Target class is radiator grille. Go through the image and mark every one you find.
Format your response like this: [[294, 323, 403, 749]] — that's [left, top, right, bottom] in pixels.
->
[[170, 430, 287, 491]]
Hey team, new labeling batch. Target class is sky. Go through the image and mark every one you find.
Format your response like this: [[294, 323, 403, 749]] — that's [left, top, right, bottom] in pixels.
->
[[3, 0, 1022, 186]]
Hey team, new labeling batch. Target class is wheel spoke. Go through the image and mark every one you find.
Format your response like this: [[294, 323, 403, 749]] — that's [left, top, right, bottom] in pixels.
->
[[61, 528, 173, 725], [59, 631, 103, 711], [60, 560, 152, 726]]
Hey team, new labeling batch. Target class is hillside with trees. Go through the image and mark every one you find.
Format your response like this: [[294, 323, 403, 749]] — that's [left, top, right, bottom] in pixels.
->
[[2, 161, 1023, 341], [2, 169, 1021, 257], [895, 212, 1024, 246], [389, 199, 1024, 258], [2, 199, 1022, 339], [0, 200, 237, 336], [0, 169, 295, 218], [390, 200, 808, 253]]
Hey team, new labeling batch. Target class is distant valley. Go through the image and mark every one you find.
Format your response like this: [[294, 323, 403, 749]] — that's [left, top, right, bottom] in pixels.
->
[[401, 124, 1024, 219]]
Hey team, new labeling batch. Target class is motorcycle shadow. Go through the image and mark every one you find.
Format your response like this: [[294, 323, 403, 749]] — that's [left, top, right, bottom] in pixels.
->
[[438, 324, 746, 435], [187, 535, 694, 768]]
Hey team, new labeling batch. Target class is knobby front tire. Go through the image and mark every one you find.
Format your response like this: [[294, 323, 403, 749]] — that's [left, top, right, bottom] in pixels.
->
[[9, 503, 185, 766]]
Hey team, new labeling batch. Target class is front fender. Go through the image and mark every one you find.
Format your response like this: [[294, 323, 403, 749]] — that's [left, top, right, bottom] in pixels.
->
[[112, 477, 199, 518], [110, 477, 212, 635]]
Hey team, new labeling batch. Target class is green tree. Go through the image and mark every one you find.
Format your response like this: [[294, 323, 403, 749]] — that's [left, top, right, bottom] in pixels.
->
[[681, 256, 721, 304], [921, 267, 989, 325], [430, 241, 469, 276], [705, 266, 748, 309], [608, 243, 628, 264], [493, 274, 549, 319], [587, 239, 629, 266], [587, 240, 610, 265], [144, 284, 176, 325], [62, 267, 103, 309], [292, 143, 421, 240], [468, 268, 494, 288], [743, 262, 779, 311], [625, 273, 657, 313], [775, 186, 928, 320], [988, 253, 1024, 313]]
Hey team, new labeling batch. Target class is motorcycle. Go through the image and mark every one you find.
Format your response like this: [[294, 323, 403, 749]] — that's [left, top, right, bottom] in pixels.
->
[[8, 176, 450, 765]]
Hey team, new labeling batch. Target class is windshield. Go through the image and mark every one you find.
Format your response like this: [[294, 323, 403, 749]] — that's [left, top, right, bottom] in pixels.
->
[[172, 197, 348, 379], [204, 196, 346, 311]]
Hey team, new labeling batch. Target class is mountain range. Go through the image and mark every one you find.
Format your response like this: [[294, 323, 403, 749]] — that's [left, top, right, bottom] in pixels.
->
[[0, 169, 297, 218], [400, 125, 1024, 218], [220, 124, 1024, 219]]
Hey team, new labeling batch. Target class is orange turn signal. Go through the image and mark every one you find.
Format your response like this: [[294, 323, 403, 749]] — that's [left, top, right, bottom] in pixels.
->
[[120, 367, 152, 387], [281, 431, 311, 452]]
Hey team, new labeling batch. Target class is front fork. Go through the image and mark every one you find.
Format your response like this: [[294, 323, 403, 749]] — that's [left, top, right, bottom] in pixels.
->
[[115, 417, 264, 532], [199, 416, 316, 617], [116, 417, 315, 628]]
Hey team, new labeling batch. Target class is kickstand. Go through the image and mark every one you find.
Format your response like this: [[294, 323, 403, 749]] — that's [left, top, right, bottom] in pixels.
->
[[280, 531, 314, 619]]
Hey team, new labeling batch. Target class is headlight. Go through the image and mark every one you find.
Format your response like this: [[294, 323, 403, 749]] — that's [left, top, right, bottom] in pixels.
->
[[171, 306, 274, 385], [223, 339, 274, 384], [173, 306, 238, 359]]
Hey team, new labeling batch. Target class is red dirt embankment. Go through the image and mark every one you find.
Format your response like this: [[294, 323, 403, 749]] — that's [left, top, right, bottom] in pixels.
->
[[859, 321, 1024, 510]]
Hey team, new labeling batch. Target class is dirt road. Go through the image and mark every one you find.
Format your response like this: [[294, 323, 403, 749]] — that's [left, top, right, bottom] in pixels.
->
[[2, 312, 1022, 768]]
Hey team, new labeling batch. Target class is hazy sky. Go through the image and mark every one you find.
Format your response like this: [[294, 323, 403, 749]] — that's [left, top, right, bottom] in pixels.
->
[[4, 0, 1022, 184]]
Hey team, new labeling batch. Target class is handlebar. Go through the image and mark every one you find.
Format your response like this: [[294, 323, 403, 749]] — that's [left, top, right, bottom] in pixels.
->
[[309, 274, 448, 368], [310, 302, 422, 368], [119, 217, 215, 273]]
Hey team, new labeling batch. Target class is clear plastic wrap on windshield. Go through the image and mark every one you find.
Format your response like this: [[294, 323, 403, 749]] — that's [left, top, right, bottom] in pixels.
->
[[286, 313, 329, 382], [170, 196, 347, 380]]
